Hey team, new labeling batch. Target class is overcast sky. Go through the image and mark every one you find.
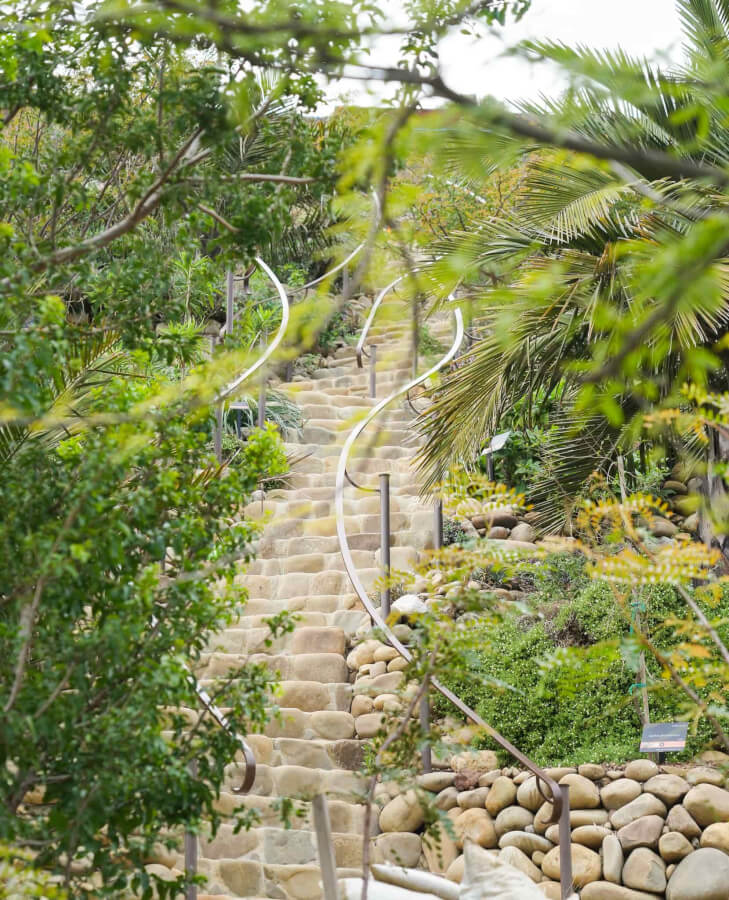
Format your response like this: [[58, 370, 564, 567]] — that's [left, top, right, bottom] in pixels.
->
[[324, 0, 685, 109]]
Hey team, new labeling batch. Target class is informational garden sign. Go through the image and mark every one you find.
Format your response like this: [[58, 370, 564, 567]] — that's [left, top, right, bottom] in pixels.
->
[[639, 722, 689, 753]]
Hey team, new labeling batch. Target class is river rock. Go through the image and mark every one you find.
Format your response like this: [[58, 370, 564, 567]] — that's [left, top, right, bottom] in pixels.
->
[[391, 594, 427, 618], [560, 773, 601, 809], [510, 523, 536, 542], [370, 863, 458, 899], [664, 480, 688, 494], [498, 831, 552, 855], [418, 772, 456, 793], [571, 808, 609, 827], [625, 760, 660, 782], [610, 794, 667, 829], [435, 787, 459, 811], [578, 764, 607, 781], [351, 695, 374, 717], [498, 846, 542, 883], [487, 526, 510, 539], [617, 814, 665, 851], [700, 821, 729, 853], [495, 805, 534, 837], [571, 825, 610, 848], [457, 787, 491, 809], [379, 791, 425, 833], [650, 516, 678, 537], [517, 776, 547, 812], [346, 639, 382, 669], [658, 831, 693, 862], [372, 833, 423, 867], [687, 766, 725, 787], [485, 776, 517, 815], [666, 803, 701, 838], [455, 808, 497, 849], [602, 833, 623, 883], [601, 779, 642, 810], [582, 883, 662, 899], [541, 843, 601, 888], [666, 847, 729, 900], [622, 848, 666, 893], [445, 854, 464, 883], [684, 783, 729, 826], [643, 774, 689, 806]]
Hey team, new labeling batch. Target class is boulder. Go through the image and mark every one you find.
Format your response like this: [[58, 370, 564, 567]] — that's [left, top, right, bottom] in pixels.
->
[[459, 840, 545, 899], [435, 787, 459, 811], [455, 808, 497, 849], [559, 773, 601, 809], [498, 832, 553, 855], [582, 883, 662, 899], [617, 814, 665, 851], [423, 823, 459, 875], [517, 776, 547, 812], [571, 825, 610, 849], [379, 791, 425, 833], [578, 764, 606, 781], [485, 776, 517, 816], [643, 774, 689, 806], [391, 594, 427, 618], [570, 808, 609, 827], [418, 772, 456, 793], [347, 639, 382, 669], [650, 516, 678, 537], [625, 759, 660, 782], [355, 712, 385, 738], [622, 847, 666, 894], [451, 750, 498, 775], [601, 833, 623, 883], [445, 854, 464, 883], [510, 523, 536, 542], [457, 787, 491, 809], [351, 695, 374, 717], [700, 821, 729, 853], [487, 526, 510, 539], [371, 863, 458, 900], [541, 843, 601, 888], [499, 846, 542, 883], [610, 794, 667, 830], [684, 783, 729, 826], [666, 847, 729, 900], [372, 833, 423, 868], [494, 805, 534, 837], [666, 803, 701, 838], [658, 831, 693, 863], [687, 766, 725, 787], [601, 779, 642, 810]]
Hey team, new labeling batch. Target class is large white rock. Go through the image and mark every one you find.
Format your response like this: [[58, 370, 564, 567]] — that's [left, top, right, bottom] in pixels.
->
[[458, 840, 555, 900], [391, 595, 427, 618]]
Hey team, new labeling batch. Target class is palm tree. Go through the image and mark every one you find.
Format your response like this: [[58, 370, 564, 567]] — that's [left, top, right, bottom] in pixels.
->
[[416, 0, 729, 538]]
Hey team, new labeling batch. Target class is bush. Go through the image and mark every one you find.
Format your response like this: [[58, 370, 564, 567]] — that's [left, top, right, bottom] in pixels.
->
[[437, 553, 729, 765]]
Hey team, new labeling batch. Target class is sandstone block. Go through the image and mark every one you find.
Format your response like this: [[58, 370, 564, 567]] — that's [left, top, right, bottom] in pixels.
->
[[311, 710, 355, 740]]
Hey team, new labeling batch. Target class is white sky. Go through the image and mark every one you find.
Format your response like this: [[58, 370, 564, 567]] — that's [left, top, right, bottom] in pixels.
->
[[324, 0, 685, 109]]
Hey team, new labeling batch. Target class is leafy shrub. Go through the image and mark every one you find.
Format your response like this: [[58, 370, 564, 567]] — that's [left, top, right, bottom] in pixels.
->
[[443, 518, 468, 546]]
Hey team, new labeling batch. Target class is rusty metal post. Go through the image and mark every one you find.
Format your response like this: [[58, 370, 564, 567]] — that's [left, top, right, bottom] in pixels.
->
[[312, 794, 339, 900], [185, 761, 198, 900], [257, 333, 266, 428], [369, 345, 377, 398], [558, 784, 573, 900], [379, 472, 391, 618], [419, 690, 432, 773]]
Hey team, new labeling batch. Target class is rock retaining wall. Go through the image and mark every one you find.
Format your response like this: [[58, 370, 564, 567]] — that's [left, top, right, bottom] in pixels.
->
[[371, 755, 729, 899]]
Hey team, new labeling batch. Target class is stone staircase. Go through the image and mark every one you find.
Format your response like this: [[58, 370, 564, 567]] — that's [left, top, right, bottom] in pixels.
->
[[191, 318, 449, 900]]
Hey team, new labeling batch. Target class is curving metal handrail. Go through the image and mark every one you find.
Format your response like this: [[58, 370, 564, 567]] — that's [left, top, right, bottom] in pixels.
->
[[355, 275, 404, 368], [336, 299, 574, 899], [215, 256, 290, 404]]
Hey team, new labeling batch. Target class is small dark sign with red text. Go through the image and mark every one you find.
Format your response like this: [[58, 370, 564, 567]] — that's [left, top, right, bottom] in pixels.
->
[[639, 722, 689, 753]]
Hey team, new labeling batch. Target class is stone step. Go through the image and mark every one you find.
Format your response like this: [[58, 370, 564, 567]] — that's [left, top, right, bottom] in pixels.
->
[[197, 825, 366, 869], [199, 860, 363, 900], [234, 609, 368, 637], [226, 761, 365, 800], [240, 594, 361, 617], [237, 567, 383, 601], [282, 441, 413, 460], [242, 495, 415, 520], [247, 549, 375, 577], [198, 651, 350, 683], [213, 792, 369, 833], [207, 625, 347, 656], [197, 679, 352, 712], [244, 734, 363, 771]]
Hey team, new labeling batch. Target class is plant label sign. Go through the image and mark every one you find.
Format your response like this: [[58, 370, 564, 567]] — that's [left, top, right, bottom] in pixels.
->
[[640, 722, 688, 753]]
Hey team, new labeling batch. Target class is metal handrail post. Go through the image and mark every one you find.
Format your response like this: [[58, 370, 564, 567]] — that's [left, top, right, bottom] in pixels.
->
[[434, 499, 443, 551], [379, 472, 391, 618], [369, 345, 377, 398], [419, 690, 432, 773], [226, 268, 234, 333], [558, 785, 573, 899], [257, 333, 267, 428], [185, 760, 198, 900]]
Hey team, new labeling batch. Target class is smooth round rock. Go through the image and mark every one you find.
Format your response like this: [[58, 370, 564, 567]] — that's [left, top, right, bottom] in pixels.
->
[[684, 783, 729, 826], [457, 786, 491, 809], [700, 821, 729, 853], [499, 846, 542, 883], [571, 825, 610, 849], [455, 808, 497, 849], [666, 847, 729, 900], [445, 854, 464, 883], [602, 833, 623, 883], [687, 766, 725, 787], [510, 522, 536, 542], [643, 774, 689, 806], [571, 808, 609, 827], [582, 883, 661, 899], [559, 773, 601, 809], [494, 805, 534, 837], [485, 776, 517, 815], [579, 764, 607, 781], [610, 794, 667, 830], [617, 814, 665, 851], [379, 791, 425, 833], [622, 847, 666, 893], [601, 779, 642, 811], [541, 843, 601, 887], [372, 832, 423, 867], [659, 831, 693, 862], [435, 787, 459, 811], [498, 831, 552, 855], [517, 776, 547, 812], [666, 804, 701, 838], [417, 772, 455, 793], [625, 760, 660, 782]]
